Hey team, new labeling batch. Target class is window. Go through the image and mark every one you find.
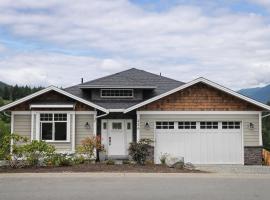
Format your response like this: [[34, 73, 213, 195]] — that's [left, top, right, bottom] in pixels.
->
[[222, 121, 240, 129], [103, 122, 107, 129], [178, 121, 196, 129], [40, 113, 68, 141], [112, 122, 122, 130], [156, 122, 174, 129], [101, 89, 133, 98], [127, 122, 131, 130], [200, 122, 218, 129]]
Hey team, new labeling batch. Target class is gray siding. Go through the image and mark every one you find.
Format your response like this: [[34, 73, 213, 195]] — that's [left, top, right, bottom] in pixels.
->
[[140, 114, 260, 146], [12, 112, 95, 152], [75, 114, 94, 147], [13, 114, 31, 139]]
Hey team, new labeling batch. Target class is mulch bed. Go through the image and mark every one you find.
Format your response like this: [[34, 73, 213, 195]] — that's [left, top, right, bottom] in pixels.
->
[[0, 163, 202, 173]]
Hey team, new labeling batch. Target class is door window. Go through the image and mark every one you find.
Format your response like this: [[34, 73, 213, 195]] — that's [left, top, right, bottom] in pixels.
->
[[112, 122, 122, 130]]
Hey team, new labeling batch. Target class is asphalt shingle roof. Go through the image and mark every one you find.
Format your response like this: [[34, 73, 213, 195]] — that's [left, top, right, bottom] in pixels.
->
[[65, 68, 184, 109]]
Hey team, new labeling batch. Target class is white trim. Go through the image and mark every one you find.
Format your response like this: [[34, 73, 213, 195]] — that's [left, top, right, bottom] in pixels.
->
[[124, 77, 270, 113], [12, 111, 31, 115], [0, 85, 108, 113], [137, 113, 140, 142], [259, 112, 263, 146], [75, 111, 96, 115], [31, 111, 34, 141], [79, 85, 157, 89], [72, 113, 76, 152], [100, 89, 134, 98], [108, 109, 125, 113], [30, 104, 74, 109], [241, 120, 245, 165], [93, 113, 97, 137], [37, 111, 71, 143], [10, 112, 14, 153], [136, 111, 261, 115], [36, 113, 40, 140]]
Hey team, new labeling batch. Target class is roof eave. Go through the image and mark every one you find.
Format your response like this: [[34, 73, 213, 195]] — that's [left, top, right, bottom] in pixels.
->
[[0, 86, 109, 113], [124, 77, 270, 113]]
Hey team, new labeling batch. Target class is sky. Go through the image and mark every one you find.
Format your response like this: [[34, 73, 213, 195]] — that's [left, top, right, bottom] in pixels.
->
[[0, 0, 270, 90]]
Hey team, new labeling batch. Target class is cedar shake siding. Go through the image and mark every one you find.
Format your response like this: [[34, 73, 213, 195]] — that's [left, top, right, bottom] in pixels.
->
[[139, 83, 262, 111], [10, 91, 94, 111]]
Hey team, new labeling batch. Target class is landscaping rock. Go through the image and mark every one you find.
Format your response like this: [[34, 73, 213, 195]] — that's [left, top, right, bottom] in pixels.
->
[[165, 156, 184, 168], [184, 162, 195, 170]]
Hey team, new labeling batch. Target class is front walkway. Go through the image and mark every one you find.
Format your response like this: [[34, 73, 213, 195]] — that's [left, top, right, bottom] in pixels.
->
[[195, 164, 270, 174]]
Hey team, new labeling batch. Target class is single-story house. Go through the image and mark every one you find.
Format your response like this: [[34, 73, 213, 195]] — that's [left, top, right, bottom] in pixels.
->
[[1, 68, 269, 165]]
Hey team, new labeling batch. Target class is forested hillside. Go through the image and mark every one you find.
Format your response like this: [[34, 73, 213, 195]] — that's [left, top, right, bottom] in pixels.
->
[[0, 81, 43, 101]]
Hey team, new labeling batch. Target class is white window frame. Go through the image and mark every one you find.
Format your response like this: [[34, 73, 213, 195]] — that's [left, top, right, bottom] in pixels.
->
[[100, 89, 134, 98], [200, 121, 219, 129], [38, 111, 71, 143], [222, 121, 241, 129], [178, 121, 197, 129], [156, 121, 175, 130]]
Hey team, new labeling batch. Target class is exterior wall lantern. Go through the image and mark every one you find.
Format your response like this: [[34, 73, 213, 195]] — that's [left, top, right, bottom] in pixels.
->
[[248, 122, 254, 130], [85, 122, 91, 129], [144, 122, 150, 129]]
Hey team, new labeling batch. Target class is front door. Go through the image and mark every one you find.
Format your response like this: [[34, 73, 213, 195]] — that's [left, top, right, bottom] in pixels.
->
[[101, 119, 133, 157]]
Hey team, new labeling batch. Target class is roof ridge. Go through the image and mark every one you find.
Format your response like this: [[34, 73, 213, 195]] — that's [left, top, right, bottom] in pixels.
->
[[81, 68, 136, 86]]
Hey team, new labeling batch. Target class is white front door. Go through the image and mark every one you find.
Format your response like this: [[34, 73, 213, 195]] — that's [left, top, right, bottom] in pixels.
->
[[101, 119, 133, 156]]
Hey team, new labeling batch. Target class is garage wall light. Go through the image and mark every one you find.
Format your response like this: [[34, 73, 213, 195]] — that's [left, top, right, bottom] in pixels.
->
[[144, 122, 150, 129], [248, 122, 254, 130], [85, 122, 91, 129]]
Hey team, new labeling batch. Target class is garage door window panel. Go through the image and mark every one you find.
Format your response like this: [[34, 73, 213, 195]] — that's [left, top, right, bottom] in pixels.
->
[[200, 122, 218, 129], [222, 121, 241, 129], [156, 121, 175, 129], [178, 121, 196, 129]]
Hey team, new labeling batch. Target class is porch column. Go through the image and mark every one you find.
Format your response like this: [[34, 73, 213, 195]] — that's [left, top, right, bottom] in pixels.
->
[[136, 112, 140, 142]]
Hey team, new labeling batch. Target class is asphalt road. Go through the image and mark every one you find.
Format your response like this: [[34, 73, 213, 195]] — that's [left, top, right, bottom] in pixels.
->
[[0, 174, 269, 200]]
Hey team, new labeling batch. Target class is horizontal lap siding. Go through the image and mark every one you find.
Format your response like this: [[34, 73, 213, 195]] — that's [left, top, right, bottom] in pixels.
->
[[75, 114, 94, 147], [13, 114, 31, 140], [140, 114, 260, 146]]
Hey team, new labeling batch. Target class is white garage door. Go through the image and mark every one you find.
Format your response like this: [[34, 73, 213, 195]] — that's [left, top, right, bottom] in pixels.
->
[[155, 121, 243, 164]]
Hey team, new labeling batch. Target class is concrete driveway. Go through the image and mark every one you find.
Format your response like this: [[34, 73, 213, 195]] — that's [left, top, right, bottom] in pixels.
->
[[0, 173, 270, 200], [195, 165, 270, 174]]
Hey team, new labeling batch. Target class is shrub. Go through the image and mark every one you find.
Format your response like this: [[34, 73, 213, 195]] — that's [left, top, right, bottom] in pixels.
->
[[45, 153, 73, 167], [22, 140, 56, 167], [0, 121, 10, 159], [72, 155, 85, 165], [128, 138, 153, 165], [1, 134, 28, 168], [76, 136, 104, 161], [106, 159, 115, 165], [122, 160, 131, 165], [159, 153, 169, 165]]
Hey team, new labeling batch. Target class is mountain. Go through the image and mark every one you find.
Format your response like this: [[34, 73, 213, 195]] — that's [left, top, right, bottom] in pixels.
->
[[0, 81, 9, 89], [238, 84, 270, 104]]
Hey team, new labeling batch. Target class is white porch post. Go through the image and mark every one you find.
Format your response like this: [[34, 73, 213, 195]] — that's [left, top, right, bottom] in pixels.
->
[[93, 111, 97, 137], [136, 112, 140, 142], [10, 112, 14, 153], [259, 112, 262, 146], [72, 113, 76, 152]]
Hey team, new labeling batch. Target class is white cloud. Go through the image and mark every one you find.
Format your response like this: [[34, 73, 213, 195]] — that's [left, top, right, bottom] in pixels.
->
[[0, 0, 270, 89]]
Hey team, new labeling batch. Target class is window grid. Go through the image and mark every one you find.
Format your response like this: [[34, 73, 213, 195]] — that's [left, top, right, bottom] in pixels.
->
[[40, 113, 68, 141], [101, 89, 133, 98], [222, 121, 240, 129], [156, 121, 174, 129], [178, 121, 196, 129], [200, 122, 218, 129]]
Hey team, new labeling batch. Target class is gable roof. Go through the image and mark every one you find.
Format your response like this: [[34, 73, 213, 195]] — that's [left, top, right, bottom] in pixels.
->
[[65, 68, 184, 109], [124, 77, 270, 113], [0, 86, 108, 113]]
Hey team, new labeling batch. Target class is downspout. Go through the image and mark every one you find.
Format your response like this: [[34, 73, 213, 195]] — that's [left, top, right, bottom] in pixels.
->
[[3, 112, 11, 118]]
